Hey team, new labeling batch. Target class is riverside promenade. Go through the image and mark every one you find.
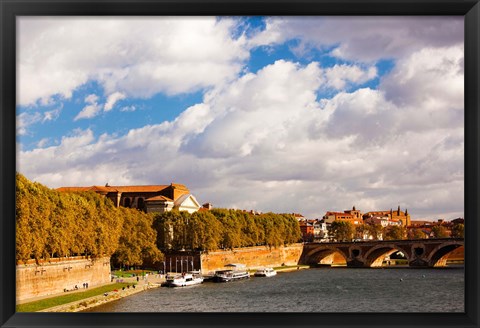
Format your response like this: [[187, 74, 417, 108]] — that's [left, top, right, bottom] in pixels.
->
[[19, 275, 166, 312]]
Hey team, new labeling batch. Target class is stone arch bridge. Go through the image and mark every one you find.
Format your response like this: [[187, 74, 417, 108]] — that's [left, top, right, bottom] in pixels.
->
[[300, 238, 464, 268]]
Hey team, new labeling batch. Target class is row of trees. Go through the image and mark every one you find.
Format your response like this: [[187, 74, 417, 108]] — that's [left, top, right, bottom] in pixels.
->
[[153, 208, 302, 251], [16, 174, 302, 267], [328, 221, 464, 242], [16, 173, 162, 268]]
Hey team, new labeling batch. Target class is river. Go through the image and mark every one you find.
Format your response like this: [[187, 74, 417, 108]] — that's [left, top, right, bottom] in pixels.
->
[[84, 266, 464, 312]]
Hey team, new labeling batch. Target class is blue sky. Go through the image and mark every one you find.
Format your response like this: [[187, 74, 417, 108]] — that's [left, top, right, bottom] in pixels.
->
[[17, 16, 464, 220]]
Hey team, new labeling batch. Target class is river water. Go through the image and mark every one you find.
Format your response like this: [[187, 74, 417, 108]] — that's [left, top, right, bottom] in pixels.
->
[[84, 267, 464, 312]]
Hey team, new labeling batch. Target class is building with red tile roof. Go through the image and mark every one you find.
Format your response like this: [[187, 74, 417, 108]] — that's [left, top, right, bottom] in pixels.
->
[[299, 221, 314, 242], [57, 183, 201, 213], [323, 206, 363, 225], [363, 206, 411, 226]]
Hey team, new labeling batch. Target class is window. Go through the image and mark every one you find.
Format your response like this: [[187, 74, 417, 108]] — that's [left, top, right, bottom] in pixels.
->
[[137, 197, 145, 210]]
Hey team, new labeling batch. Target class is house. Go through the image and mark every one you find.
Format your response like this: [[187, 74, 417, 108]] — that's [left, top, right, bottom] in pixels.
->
[[313, 220, 329, 241], [292, 213, 306, 221], [364, 216, 402, 228], [57, 183, 201, 213], [409, 220, 435, 227], [299, 221, 315, 242]]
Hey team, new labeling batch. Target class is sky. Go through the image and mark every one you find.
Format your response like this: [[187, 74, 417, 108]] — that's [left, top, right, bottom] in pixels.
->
[[16, 16, 464, 220]]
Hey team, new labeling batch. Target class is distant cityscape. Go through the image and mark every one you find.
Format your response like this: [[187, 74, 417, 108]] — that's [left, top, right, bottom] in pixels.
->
[[296, 206, 464, 242]]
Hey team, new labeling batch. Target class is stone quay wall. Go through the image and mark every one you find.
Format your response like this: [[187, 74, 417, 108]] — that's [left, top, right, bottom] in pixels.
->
[[199, 244, 304, 274], [16, 256, 111, 302]]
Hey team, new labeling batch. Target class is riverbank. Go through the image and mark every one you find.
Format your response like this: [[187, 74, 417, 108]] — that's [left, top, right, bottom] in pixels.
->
[[41, 281, 162, 312], [20, 276, 164, 312]]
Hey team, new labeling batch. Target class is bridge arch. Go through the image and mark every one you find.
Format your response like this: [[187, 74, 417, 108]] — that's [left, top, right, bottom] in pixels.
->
[[363, 244, 410, 267], [427, 241, 463, 267], [304, 246, 348, 266], [301, 239, 463, 268]]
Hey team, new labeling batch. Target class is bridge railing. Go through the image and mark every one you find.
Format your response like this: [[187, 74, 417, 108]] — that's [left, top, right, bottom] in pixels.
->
[[305, 237, 464, 245]]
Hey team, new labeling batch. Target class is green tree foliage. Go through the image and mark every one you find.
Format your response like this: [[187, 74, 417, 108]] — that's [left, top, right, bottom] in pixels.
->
[[153, 209, 302, 251], [407, 228, 426, 240], [329, 221, 354, 242], [384, 225, 407, 240], [450, 223, 464, 238], [365, 223, 383, 240], [355, 224, 368, 240], [16, 173, 162, 266], [432, 225, 449, 238]]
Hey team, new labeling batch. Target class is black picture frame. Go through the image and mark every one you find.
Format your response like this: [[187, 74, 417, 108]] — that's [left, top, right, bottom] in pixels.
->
[[1, 0, 479, 327]]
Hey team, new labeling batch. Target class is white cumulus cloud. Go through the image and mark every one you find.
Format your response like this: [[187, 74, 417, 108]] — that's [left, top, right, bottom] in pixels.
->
[[17, 17, 249, 106], [249, 16, 463, 62], [18, 54, 464, 219], [74, 94, 102, 120], [104, 92, 126, 111]]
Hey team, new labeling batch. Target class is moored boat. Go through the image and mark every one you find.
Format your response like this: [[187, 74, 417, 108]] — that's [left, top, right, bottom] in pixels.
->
[[254, 267, 277, 277], [163, 271, 204, 287], [213, 263, 250, 282]]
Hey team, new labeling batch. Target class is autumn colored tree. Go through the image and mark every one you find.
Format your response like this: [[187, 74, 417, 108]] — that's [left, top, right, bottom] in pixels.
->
[[407, 228, 426, 240], [112, 208, 163, 268], [152, 208, 301, 252], [450, 223, 464, 238], [355, 224, 368, 240], [365, 223, 383, 240], [432, 225, 449, 238], [280, 214, 302, 245], [16, 173, 162, 267], [384, 225, 407, 240], [329, 221, 354, 242], [188, 211, 223, 251]]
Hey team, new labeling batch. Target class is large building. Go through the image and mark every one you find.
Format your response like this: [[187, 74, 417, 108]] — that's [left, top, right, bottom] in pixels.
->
[[57, 183, 201, 213], [363, 206, 411, 226], [322, 206, 363, 225]]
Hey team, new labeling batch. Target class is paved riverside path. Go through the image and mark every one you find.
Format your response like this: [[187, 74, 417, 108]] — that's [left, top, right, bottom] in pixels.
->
[[17, 274, 167, 308]]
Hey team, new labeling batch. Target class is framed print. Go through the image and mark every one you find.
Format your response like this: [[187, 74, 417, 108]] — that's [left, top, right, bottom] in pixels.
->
[[1, 0, 479, 328]]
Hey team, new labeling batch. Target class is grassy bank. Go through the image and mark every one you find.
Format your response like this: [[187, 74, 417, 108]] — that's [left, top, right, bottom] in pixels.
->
[[112, 269, 156, 278], [17, 283, 133, 312]]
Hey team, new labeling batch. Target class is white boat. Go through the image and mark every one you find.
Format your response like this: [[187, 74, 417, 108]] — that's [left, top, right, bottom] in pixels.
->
[[163, 271, 204, 287], [254, 267, 277, 277], [213, 263, 250, 282]]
